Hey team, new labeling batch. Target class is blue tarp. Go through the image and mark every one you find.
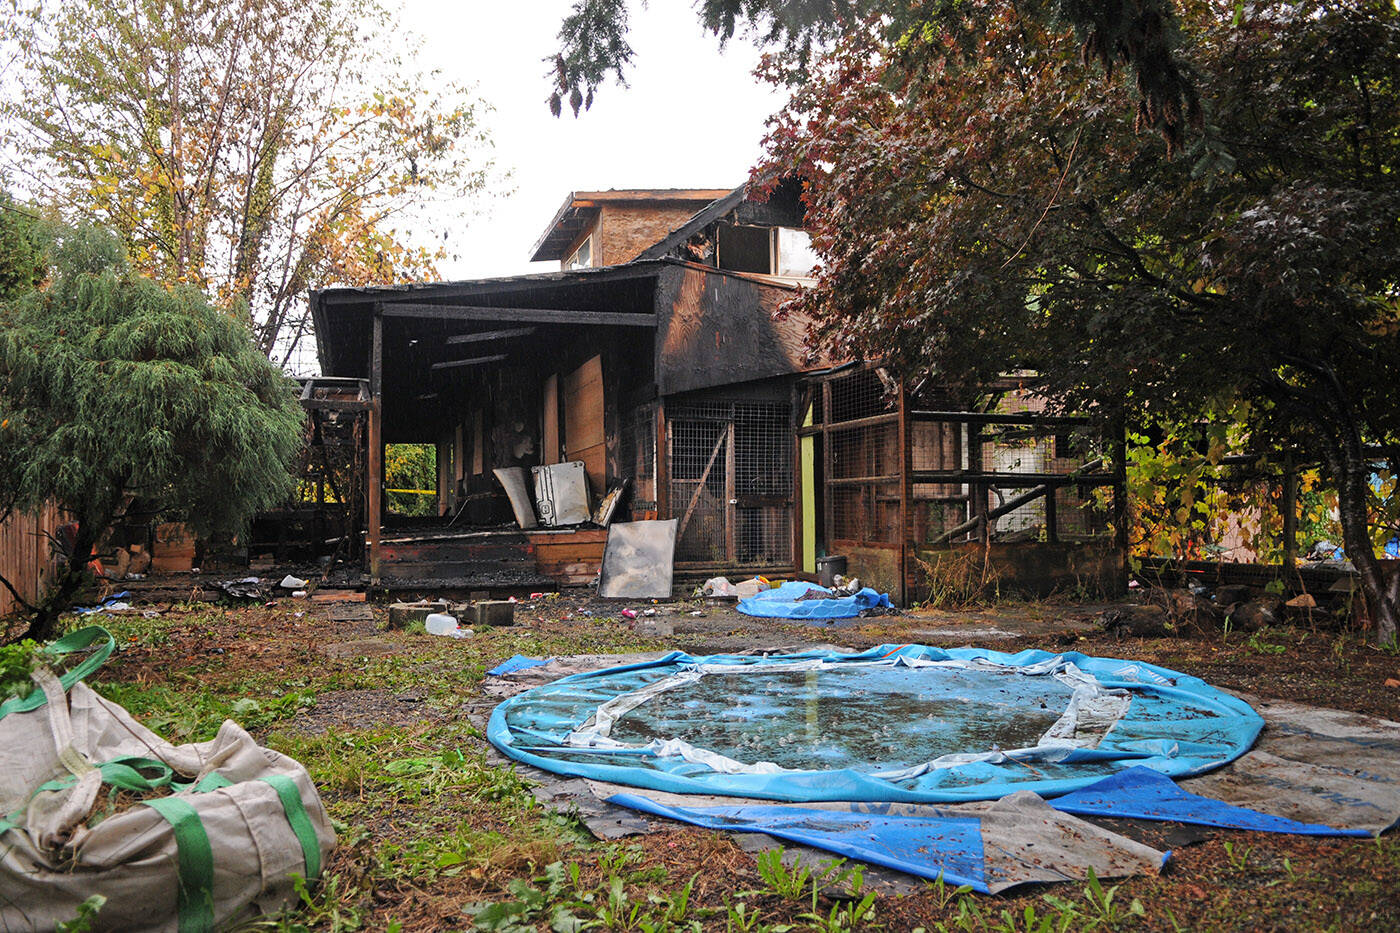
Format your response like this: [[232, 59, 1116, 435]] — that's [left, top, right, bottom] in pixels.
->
[[72, 592, 132, 614], [603, 767, 1356, 893], [737, 581, 893, 620], [487, 655, 554, 677], [609, 794, 991, 891], [1051, 766, 1368, 836], [488, 644, 1264, 803]]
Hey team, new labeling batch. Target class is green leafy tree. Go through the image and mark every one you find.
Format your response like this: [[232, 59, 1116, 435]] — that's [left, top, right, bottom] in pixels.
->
[[758, 0, 1400, 642], [385, 443, 437, 517], [0, 193, 49, 300], [0, 226, 304, 641], [2, 0, 496, 366], [550, 0, 1199, 147]]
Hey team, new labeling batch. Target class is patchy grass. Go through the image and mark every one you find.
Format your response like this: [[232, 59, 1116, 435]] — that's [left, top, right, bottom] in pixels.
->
[[62, 598, 1400, 931]]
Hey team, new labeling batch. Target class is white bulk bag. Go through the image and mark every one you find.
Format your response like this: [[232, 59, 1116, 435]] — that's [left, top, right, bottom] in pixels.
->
[[0, 627, 336, 932]]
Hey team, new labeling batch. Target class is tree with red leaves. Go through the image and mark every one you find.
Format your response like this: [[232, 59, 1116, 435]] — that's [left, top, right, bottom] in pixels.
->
[[759, 0, 1400, 643]]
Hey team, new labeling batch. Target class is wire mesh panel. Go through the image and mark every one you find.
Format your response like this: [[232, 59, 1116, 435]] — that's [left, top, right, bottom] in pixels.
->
[[910, 420, 967, 543], [620, 405, 658, 516], [822, 369, 901, 546], [734, 403, 794, 565], [830, 422, 901, 544], [670, 411, 729, 563], [669, 401, 792, 567], [828, 368, 893, 423]]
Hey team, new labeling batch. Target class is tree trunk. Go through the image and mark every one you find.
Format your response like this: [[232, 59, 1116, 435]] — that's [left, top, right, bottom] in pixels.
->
[[1337, 471, 1398, 647], [20, 520, 98, 643], [1327, 426, 1398, 647]]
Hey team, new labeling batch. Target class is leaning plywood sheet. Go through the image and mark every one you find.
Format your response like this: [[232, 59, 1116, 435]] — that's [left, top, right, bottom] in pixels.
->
[[597, 519, 678, 599], [492, 467, 538, 530]]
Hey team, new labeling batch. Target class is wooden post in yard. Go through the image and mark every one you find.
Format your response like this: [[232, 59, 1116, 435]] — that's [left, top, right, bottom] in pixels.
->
[[1283, 452, 1299, 582], [897, 380, 911, 607], [367, 307, 384, 584], [1112, 417, 1129, 594]]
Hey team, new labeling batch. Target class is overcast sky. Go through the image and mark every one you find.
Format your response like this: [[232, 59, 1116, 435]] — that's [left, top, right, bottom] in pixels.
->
[[396, 1, 787, 280]]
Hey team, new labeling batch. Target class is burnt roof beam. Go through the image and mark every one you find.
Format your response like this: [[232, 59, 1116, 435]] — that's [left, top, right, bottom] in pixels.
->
[[381, 303, 656, 327], [444, 326, 537, 345], [429, 353, 509, 372]]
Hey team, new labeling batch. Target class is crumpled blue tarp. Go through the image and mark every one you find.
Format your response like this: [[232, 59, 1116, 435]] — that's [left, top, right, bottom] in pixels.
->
[[737, 580, 892, 620], [487, 655, 554, 677], [73, 591, 132, 614], [1051, 766, 1368, 836], [605, 767, 1358, 893], [609, 794, 990, 890], [488, 644, 1264, 803]]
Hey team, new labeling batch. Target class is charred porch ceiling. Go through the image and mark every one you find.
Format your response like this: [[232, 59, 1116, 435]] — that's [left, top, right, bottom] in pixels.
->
[[310, 259, 817, 442], [311, 263, 663, 442]]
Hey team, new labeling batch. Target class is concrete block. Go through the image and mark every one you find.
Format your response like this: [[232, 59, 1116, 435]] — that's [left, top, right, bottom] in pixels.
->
[[387, 600, 448, 629], [475, 600, 515, 627]]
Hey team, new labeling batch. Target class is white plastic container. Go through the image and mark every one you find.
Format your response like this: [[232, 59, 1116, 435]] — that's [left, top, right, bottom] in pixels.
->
[[425, 613, 459, 636]]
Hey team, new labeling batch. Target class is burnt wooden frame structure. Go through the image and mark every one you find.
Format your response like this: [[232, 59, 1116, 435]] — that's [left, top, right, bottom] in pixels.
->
[[797, 365, 1125, 604], [361, 299, 659, 582], [310, 252, 822, 586]]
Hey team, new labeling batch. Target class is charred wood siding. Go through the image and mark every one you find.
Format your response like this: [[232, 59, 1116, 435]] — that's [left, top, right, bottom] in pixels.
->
[[654, 265, 821, 396]]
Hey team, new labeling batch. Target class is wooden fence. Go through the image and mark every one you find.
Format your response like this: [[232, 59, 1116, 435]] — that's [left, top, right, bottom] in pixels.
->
[[0, 501, 62, 617]]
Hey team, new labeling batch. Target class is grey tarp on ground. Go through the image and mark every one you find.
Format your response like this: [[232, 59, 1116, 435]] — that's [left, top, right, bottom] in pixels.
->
[[483, 651, 1400, 890], [1, 672, 336, 932], [1180, 693, 1400, 835]]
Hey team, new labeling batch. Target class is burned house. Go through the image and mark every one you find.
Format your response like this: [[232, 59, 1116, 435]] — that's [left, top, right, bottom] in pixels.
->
[[307, 181, 1124, 602]]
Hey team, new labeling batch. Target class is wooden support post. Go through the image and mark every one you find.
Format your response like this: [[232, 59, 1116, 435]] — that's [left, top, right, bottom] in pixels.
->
[[367, 308, 384, 584], [655, 401, 669, 520], [1283, 452, 1299, 578], [790, 382, 803, 576], [1111, 418, 1129, 593], [897, 380, 911, 606], [724, 420, 737, 564], [1044, 485, 1059, 544], [822, 381, 834, 551]]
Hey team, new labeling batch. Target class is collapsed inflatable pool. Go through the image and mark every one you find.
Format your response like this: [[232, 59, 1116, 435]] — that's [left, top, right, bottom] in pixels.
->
[[487, 644, 1263, 802]]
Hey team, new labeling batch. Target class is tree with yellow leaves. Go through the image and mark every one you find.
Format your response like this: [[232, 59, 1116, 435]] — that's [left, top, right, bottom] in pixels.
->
[[1, 0, 497, 368]]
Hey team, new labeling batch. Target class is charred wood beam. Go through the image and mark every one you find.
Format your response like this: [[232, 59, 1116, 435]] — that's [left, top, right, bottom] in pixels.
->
[[445, 326, 537, 345], [799, 411, 900, 435], [430, 353, 509, 371], [382, 303, 656, 327], [928, 458, 1105, 546], [909, 470, 1116, 486], [908, 410, 1090, 425], [300, 398, 373, 412]]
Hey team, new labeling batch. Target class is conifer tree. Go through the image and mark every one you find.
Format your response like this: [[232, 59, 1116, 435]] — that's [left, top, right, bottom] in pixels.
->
[[0, 225, 304, 641]]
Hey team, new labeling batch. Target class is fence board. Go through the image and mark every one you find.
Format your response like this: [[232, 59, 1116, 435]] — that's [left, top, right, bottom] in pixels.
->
[[0, 501, 61, 616]]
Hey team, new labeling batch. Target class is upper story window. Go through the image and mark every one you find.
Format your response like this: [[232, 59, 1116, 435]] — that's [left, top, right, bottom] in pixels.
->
[[775, 228, 816, 278], [716, 223, 817, 278], [565, 234, 593, 270]]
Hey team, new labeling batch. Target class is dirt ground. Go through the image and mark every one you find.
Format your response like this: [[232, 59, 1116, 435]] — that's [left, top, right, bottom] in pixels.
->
[[45, 590, 1400, 931]]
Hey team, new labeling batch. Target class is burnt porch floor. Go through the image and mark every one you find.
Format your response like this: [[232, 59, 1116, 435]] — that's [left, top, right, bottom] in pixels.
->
[[376, 522, 612, 593]]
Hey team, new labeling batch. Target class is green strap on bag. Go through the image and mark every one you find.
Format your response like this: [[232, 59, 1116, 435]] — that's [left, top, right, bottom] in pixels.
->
[[144, 796, 216, 933], [0, 625, 115, 720], [260, 775, 322, 879]]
